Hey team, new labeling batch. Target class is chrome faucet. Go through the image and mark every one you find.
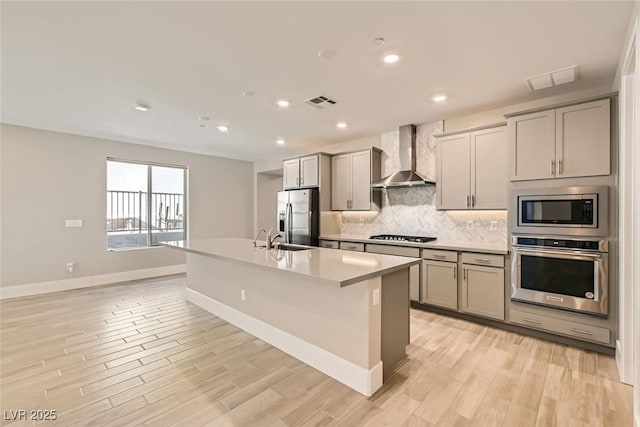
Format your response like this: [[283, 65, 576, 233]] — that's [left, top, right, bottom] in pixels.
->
[[266, 227, 282, 250], [253, 229, 266, 247]]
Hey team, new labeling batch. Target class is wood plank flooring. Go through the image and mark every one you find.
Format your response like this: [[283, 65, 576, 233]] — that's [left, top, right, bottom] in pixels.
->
[[0, 275, 633, 426]]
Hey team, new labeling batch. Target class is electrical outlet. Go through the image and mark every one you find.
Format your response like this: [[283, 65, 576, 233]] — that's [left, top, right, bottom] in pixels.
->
[[240, 289, 246, 301], [66, 262, 74, 273], [359, 218, 365, 225], [490, 221, 498, 231], [466, 220, 473, 230], [372, 288, 380, 306]]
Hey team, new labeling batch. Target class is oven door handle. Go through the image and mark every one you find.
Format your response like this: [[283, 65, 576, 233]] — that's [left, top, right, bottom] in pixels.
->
[[512, 247, 603, 260]]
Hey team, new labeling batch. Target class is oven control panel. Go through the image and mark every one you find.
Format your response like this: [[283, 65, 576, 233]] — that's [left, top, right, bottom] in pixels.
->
[[512, 236, 608, 252]]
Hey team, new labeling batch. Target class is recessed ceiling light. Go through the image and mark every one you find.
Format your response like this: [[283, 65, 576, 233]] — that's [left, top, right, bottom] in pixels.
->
[[198, 116, 210, 121], [199, 124, 206, 128], [217, 125, 229, 132], [133, 102, 151, 112], [381, 53, 400, 64], [276, 138, 286, 145], [276, 99, 290, 108], [432, 95, 447, 102], [336, 122, 347, 129], [372, 37, 385, 46], [318, 49, 337, 59]]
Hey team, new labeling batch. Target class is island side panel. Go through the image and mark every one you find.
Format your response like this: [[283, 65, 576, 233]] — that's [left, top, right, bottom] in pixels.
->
[[380, 268, 410, 376], [185, 252, 382, 374]]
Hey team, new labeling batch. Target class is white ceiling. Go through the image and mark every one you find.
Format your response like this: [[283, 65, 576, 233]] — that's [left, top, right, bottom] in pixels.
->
[[1, 1, 633, 161]]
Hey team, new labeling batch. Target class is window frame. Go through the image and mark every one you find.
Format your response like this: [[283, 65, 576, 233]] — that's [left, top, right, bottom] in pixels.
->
[[106, 157, 188, 251]]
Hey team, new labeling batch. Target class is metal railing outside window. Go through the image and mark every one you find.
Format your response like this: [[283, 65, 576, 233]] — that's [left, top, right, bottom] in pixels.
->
[[107, 159, 187, 250]]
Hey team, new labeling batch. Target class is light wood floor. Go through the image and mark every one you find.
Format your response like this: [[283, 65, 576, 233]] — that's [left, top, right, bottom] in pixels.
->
[[0, 275, 632, 426]]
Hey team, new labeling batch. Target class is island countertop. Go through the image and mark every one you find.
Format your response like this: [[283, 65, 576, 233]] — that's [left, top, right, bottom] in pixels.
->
[[163, 238, 420, 287]]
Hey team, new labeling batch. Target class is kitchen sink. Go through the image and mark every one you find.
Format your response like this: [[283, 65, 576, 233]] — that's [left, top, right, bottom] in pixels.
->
[[274, 243, 312, 251]]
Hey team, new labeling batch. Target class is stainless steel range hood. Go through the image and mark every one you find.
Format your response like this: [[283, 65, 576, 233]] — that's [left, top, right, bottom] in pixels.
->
[[371, 124, 435, 189]]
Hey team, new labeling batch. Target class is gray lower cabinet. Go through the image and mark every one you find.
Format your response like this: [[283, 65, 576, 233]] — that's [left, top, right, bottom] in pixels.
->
[[421, 249, 459, 309], [318, 239, 339, 249], [339, 241, 365, 252], [422, 260, 458, 310], [509, 309, 610, 345], [460, 262, 505, 321]]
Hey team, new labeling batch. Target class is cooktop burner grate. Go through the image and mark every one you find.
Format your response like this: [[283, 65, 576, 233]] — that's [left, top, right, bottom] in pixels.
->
[[369, 234, 437, 243]]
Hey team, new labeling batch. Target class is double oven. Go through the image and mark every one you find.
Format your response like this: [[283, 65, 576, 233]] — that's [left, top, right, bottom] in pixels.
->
[[510, 186, 609, 316]]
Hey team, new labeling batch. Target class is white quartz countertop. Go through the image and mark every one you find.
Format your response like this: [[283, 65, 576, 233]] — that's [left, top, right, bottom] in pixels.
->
[[162, 238, 420, 287], [319, 234, 509, 255]]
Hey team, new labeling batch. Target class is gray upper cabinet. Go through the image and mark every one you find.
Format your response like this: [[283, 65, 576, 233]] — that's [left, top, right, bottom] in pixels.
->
[[331, 149, 381, 211], [283, 155, 320, 189], [438, 133, 471, 210], [471, 127, 507, 209], [508, 98, 610, 181], [555, 99, 610, 178], [437, 125, 507, 210], [508, 110, 555, 181]]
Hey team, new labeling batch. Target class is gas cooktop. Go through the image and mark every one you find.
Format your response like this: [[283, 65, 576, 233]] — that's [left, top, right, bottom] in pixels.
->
[[369, 234, 437, 243]]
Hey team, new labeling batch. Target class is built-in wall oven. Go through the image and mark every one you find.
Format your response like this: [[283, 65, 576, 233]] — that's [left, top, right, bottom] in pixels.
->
[[511, 236, 608, 316], [511, 186, 608, 236]]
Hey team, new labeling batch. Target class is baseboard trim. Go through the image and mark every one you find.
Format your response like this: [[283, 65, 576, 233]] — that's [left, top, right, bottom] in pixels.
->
[[185, 287, 383, 397], [0, 264, 186, 300]]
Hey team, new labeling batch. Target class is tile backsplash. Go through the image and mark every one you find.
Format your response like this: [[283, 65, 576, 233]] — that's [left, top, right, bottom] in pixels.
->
[[340, 121, 508, 244]]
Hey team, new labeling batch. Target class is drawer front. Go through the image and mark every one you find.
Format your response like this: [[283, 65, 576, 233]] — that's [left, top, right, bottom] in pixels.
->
[[339, 241, 365, 252], [422, 249, 458, 263], [461, 252, 504, 268], [509, 309, 610, 345], [366, 244, 420, 258], [319, 240, 339, 249]]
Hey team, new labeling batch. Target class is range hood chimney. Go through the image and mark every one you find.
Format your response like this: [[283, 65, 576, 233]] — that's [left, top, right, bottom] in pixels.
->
[[371, 124, 435, 189]]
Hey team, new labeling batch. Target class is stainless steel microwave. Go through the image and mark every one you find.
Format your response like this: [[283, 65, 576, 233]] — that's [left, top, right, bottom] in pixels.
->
[[511, 186, 608, 237]]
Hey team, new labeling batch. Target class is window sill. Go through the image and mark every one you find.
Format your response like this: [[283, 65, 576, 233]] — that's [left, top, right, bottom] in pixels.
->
[[107, 245, 167, 253]]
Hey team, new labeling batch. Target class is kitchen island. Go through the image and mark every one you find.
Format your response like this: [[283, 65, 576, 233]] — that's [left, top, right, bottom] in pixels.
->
[[163, 238, 420, 396]]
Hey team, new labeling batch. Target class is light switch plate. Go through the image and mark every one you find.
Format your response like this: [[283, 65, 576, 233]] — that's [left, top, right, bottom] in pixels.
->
[[372, 288, 380, 306], [65, 219, 83, 228]]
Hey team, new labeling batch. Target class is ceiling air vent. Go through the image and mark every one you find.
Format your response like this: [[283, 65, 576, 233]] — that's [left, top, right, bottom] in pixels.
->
[[304, 95, 337, 109], [526, 65, 579, 91]]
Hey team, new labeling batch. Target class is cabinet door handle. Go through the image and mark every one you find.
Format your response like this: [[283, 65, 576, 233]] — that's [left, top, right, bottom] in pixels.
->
[[570, 328, 593, 336], [453, 267, 457, 280], [523, 317, 541, 325], [463, 268, 467, 281], [466, 195, 470, 208], [471, 195, 475, 208], [296, 177, 299, 186], [558, 159, 563, 175], [550, 160, 555, 176], [433, 254, 446, 259], [474, 258, 490, 263]]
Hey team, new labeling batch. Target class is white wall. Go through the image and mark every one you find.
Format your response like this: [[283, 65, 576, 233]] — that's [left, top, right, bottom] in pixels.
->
[[442, 86, 614, 133], [0, 124, 254, 288]]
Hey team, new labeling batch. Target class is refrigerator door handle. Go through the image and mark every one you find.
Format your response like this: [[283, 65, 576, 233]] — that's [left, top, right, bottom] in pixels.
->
[[288, 202, 293, 243], [284, 202, 289, 244]]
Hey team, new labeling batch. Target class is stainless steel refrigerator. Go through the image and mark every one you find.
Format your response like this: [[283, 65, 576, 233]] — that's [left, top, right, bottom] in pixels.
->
[[277, 189, 319, 246]]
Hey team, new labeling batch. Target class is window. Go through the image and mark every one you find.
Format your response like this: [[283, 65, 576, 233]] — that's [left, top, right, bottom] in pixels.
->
[[107, 159, 186, 250]]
